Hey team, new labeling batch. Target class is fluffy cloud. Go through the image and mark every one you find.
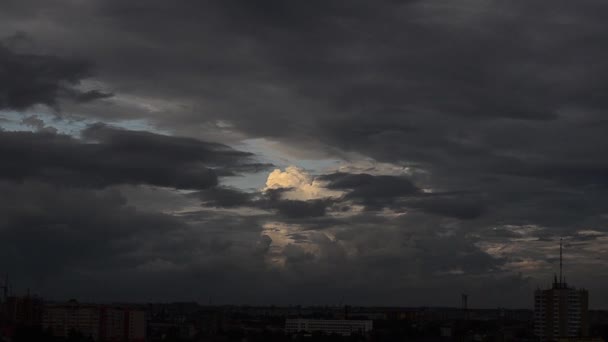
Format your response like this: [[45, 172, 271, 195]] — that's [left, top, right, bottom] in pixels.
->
[[264, 166, 343, 200]]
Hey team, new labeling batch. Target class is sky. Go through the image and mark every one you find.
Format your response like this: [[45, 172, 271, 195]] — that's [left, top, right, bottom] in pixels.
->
[[1, 0, 608, 308]]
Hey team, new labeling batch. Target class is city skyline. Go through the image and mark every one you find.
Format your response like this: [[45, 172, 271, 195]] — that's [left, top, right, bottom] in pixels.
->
[[2, 0, 608, 309]]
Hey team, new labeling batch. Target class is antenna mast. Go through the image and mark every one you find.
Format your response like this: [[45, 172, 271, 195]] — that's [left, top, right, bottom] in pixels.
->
[[559, 238, 563, 286]]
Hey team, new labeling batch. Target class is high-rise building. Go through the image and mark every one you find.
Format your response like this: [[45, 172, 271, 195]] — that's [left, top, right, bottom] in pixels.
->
[[125, 309, 146, 342], [534, 239, 589, 342]]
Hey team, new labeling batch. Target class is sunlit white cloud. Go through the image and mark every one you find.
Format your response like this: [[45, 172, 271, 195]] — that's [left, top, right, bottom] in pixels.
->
[[264, 166, 343, 201]]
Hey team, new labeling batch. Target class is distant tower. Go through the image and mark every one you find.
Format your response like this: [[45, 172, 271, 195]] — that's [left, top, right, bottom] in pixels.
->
[[461, 294, 468, 310], [560, 237, 563, 284], [534, 238, 589, 341]]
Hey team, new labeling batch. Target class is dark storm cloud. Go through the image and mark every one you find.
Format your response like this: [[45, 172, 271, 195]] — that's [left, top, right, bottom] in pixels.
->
[[257, 188, 331, 218], [197, 186, 330, 219], [0, 181, 184, 282], [0, 124, 263, 189], [197, 186, 255, 208], [3, 0, 608, 305], [46, 0, 607, 204], [406, 192, 487, 220], [318, 172, 487, 219], [6, 1, 608, 133], [0, 180, 280, 302], [319, 171, 422, 210], [73, 89, 114, 103], [0, 179, 527, 305], [0, 40, 109, 110], [321, 172, 419, 197], [197, 171, 485, 221], [272, 199, 328, 219], [268, 211, 530, 306], [495, 159, 608, 187], [6, 0, 608, 180]]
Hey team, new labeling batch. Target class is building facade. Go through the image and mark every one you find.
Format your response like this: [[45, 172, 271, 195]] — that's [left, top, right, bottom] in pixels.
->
[[534, 279, 589, 341], [0, 295, 43, 326], [285, 318, 372, 336], [43, 302, 101, 340], [534, 241, 589, 342], [43, 300, 146, 341], [126, 310, 146, 341]]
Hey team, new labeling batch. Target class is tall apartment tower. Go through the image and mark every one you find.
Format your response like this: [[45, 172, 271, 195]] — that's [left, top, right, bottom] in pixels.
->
[[534, 239, 589, 342]]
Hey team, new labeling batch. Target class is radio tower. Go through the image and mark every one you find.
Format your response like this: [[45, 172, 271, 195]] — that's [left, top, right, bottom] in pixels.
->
[[560, 238, 564, 286]]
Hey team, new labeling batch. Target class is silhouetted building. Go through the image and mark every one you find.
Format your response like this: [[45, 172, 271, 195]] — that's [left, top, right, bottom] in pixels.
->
[[535, 240, 589, 342], [195, 309, 226, 335], [100, 307, 146, 342], [43, 300, 146, 341], [285, 318, 372, 336], [148, 321, 196, 341], [1, 294, 43, 326], [44, 300, 101, 340]]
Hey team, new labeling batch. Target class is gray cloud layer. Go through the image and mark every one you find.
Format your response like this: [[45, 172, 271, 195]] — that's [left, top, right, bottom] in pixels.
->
[[0, 40, 110, 110], [0, 124, 264, 189], [2, 0, 608, 307]]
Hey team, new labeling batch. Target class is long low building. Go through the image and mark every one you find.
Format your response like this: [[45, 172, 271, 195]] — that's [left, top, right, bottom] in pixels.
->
[[43, 300, 146, 341], [285, 318, 372, 336]]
